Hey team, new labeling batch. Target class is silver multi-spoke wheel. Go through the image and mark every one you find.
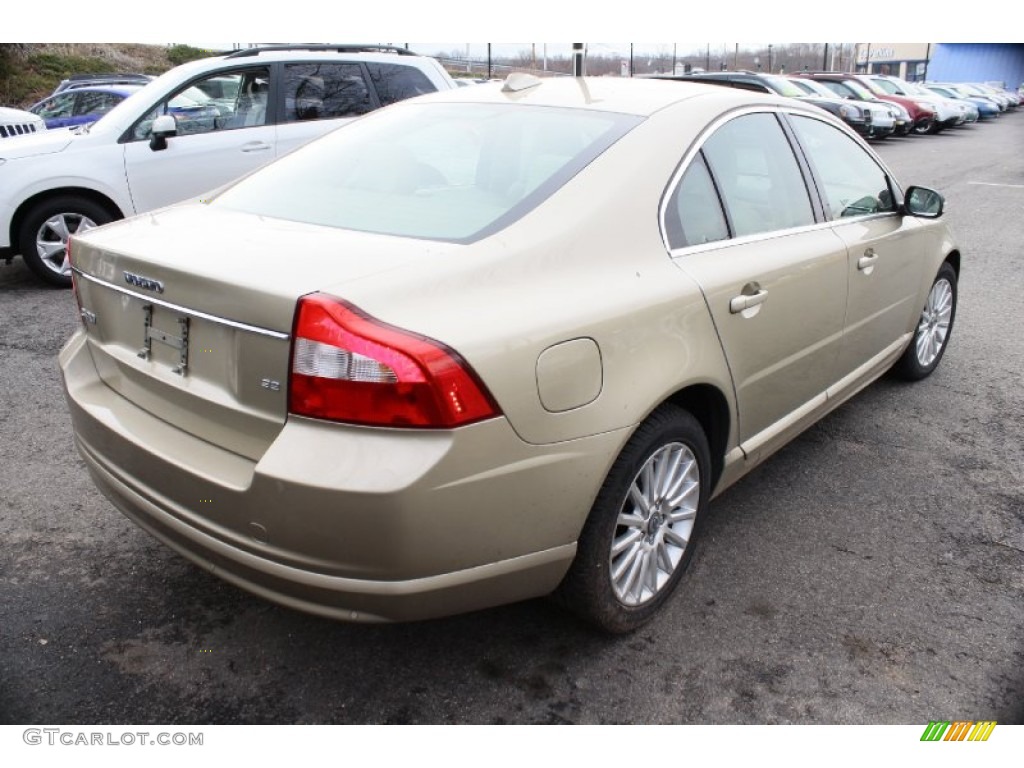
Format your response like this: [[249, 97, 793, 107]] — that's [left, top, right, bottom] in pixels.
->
[[915, 277, 954, 367], [610, 442, 700, 607], [894, 263, 957, 381], [557, 405, 708, 632], [36, 212, 97, 276]]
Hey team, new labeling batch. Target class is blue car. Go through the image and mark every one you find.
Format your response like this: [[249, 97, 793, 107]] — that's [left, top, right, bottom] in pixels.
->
[[924, 84, 1000, 120], [29, 85, 144, 128], [30, 83, 222, 131]]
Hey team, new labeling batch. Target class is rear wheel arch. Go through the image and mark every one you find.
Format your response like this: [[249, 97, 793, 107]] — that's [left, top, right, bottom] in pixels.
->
[[664, 383, 731, 493]]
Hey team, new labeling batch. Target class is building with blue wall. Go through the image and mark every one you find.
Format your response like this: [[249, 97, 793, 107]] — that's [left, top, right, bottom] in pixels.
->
[[856, 43, 1024, 88], [926, 44, 1024, 89]]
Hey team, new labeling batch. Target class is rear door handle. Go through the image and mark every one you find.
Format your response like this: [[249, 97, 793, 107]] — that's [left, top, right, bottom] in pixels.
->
[[729, 288, 768, 314], [241, 141, 272, 153]]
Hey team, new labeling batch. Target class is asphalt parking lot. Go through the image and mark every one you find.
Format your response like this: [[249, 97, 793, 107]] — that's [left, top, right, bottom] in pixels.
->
[[1, 112, 1022, 725]]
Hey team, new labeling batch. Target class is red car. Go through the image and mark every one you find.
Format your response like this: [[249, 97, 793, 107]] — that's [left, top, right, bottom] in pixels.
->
[[800, 73, 937, 135]]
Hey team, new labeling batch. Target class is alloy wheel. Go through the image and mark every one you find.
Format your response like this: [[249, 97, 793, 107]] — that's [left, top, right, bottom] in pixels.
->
[[610, 442, 700, 606], [915, 277, 954, 367], [36, 212, 97, 276]]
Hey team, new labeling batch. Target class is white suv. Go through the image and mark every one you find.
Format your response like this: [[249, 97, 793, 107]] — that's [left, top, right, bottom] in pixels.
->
[[0, 45, 456, 285], [0, 107, 47, 139]]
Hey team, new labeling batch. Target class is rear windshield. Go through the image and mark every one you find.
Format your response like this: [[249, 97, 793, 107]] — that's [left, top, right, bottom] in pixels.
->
[[213, 102, 642, 243]]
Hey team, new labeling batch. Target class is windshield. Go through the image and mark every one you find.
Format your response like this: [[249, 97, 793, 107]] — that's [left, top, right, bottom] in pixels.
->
[[763, 75, 807, 98], [214, 102, 642, 243], [841, 81, 874, 100], [869, 78, 901, 95], [792, 78, 833, 97]]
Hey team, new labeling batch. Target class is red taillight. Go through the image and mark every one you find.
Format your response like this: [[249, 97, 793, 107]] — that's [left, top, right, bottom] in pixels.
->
[[289, 293, 500, 428]]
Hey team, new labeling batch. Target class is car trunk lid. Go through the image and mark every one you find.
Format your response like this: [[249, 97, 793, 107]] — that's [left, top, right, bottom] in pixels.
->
[[71, 203, 456, 460]]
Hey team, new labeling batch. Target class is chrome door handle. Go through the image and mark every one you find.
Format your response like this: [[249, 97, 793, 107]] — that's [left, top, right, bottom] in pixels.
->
[[729, 289, 768, 314], [241, 141, 272, 153]]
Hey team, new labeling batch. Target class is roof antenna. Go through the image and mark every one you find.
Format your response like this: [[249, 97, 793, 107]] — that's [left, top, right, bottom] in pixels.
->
[[502, 73, 542, 93]]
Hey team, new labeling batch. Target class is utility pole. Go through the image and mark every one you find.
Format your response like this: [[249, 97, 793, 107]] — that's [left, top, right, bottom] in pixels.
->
[[672, 43, 677, 76], [572, 43, 584, 77], [768, 44, 773, 73], [487, 43, 492, 79], [823, 43, 829, 71], [630, 43, 634, 77], [705, 43, 710, 71]]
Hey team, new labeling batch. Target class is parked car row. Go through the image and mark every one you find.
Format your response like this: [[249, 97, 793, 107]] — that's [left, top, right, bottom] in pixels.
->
[[667, 70, 1018, 139], [0, 45, 458, 285]]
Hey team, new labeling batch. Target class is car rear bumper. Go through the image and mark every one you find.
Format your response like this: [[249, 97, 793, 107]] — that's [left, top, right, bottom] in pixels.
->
[[60, 330, 625, 622]]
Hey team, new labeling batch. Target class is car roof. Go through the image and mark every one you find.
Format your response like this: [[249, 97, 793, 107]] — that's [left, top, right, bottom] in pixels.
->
[[405, 75, 783, 117], [67, 84, 143, 96]]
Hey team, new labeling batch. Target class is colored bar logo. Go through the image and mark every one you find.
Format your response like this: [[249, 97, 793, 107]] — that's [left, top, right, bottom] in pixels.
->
[[921, 721, 997, 741]]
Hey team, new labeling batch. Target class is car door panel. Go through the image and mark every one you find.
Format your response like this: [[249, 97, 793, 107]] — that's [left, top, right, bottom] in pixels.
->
[[675, 227, 848, 452], [786, 113, 928, 377], [123, 125, 278, 213], [830, 215, 927, 373]]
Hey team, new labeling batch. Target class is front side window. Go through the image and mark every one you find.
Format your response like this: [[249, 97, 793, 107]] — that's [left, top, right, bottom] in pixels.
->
[[75, 91, 121, 117], [214, 103, 641, 242], [700, 113, 815, 238], [34, 93, 76, 118], [284, 63, 374, 121], [130, 68, 269, 140], [790, 115, 896, 219]]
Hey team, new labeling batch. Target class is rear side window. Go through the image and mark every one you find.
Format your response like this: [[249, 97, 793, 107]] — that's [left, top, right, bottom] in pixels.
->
[[214, 103, 641, 243], [366, 63, 436, 106], [284, 63, 374, 121], [701, 113, 815, 238], [789, 115, 896, 219], [665, 153, 729, 249]]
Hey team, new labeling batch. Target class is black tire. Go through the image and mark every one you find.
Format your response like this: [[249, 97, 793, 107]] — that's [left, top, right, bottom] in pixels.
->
[[911, 118, 934, 135], [18, 196, 116, 287], [893, 262, 957, 381], [554, 404, 711, 633]]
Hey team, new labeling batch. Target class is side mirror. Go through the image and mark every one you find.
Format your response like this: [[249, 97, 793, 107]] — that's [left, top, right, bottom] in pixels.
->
[[149, 114, 177, 151], [903, 186, 944, 218]]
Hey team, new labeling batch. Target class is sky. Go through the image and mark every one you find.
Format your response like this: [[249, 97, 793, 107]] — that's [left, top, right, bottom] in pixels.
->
[[4, 2, 1003, 45]]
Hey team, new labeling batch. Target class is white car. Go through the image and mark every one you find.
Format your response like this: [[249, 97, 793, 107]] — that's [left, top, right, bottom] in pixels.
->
[[0, 45, 456, 285], [864, 75, 967, 131], [0, 106, 47, 139]]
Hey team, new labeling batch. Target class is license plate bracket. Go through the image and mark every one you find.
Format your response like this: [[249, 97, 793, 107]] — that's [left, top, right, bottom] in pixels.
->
[[138, 304, 190, 376]]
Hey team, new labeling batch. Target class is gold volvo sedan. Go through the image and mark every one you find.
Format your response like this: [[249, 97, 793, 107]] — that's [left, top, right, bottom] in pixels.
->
[[60, 75, 958, 632]]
